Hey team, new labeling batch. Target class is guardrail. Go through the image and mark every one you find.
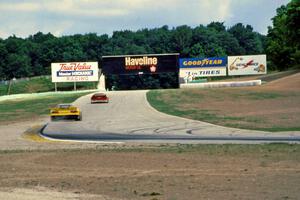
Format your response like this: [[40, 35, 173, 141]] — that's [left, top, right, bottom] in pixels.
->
[[180, 80, 262, 88]]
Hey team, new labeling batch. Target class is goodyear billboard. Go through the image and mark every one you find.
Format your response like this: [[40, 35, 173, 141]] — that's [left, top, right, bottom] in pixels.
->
[[228, 55, 267, 75], [51, 62, 99, 82], [101, 53, 179, 75], [179, 57, 227, 81]]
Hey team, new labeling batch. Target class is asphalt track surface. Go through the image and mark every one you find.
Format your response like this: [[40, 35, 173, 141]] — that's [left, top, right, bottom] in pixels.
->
[[42, 90, 300, 144]]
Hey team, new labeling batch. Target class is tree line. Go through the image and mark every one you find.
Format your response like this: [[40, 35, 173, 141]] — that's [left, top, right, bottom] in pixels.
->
[[0, 0, 298, 81]]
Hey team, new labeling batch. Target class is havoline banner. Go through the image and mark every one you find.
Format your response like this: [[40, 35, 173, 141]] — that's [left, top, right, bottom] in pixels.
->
[[101, 53, 179, 75]]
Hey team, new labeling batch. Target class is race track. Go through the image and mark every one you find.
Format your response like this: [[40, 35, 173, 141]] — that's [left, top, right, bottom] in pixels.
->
[[42, 90, 300, 143]]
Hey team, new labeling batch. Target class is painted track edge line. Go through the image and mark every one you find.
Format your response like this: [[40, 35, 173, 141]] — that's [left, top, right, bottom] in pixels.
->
[[39, 133, 124, 144], [40, 124, 124, 144]]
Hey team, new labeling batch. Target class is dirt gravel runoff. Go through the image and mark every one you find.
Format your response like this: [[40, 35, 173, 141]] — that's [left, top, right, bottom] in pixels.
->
[[0, 147, 299, 200]]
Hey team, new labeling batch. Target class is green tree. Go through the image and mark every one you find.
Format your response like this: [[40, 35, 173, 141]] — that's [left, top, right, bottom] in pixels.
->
[[0, 20, 270, 81], [4, 36, 32, 78], [0, 39, 8, 79], [147, 26, 172, 53], [29, 32, 55, 43], [6, 54, 31, 78], [286, 0, 300, 48], [28, 32, 57, 75], [207, 21, 226, 32], [171, 25, 192, 56], [215, 31, 243, 56], [228, 23, 263, 54], [267, 0, 300, 70], [190, 43, 205, 57]]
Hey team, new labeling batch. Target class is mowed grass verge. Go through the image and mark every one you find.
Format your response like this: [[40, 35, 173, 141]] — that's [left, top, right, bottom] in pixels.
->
[[0, 76, 97, 96], [1, 144, 299, 162], [0, 92, 91, 124], [147, 86, 300, 132]]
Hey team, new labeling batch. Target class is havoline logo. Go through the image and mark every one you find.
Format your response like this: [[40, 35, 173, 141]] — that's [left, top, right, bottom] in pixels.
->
[[125, 56, 158, 66], [125, 56, 158, 71]]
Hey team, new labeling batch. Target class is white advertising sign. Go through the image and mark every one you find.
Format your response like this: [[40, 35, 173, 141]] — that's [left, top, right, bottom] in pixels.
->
[[51, 62, 99, 82], [179, 57, 227, 83], [179, 68, 227, 81], [228, 55, 267, 76]]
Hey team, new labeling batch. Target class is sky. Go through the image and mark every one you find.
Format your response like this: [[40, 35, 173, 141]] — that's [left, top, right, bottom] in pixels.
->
[[0, 0, 290, 39]]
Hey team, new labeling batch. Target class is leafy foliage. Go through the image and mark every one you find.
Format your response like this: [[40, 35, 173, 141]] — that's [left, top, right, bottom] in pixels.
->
[[0, 22, 266, 80], [105, 73, 178, 90], [267, 0, 300, 70]]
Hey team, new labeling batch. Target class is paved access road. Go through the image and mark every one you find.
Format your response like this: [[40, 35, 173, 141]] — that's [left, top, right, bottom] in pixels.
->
[[42, 90, 300, 143]]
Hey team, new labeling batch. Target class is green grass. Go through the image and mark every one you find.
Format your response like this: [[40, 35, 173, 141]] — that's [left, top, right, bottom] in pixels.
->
[[146, 90, 242, 123], [230, 91, 284, 100], [0, 76, 97, 96], [147, 89, 300, 132], [0, 144, 299, 159], [222, 123, 300, 132], [0, 91, 91, 123], [238, 126, 300, 132]]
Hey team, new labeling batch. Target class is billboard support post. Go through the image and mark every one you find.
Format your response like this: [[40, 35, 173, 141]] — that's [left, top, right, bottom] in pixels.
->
[[54, 82, 57, 92], [74, 82, 76, 91]]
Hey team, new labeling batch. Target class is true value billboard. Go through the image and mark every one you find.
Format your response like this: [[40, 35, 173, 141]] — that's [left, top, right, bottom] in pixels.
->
[[228, 55, 267, 76], [101, 53, 179, 75], [179, 57, 227, 81], [51, 62, 99, 82]]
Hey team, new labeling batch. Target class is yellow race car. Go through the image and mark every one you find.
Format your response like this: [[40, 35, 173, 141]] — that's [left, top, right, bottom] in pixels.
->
[[50, 104, 82, 121]]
